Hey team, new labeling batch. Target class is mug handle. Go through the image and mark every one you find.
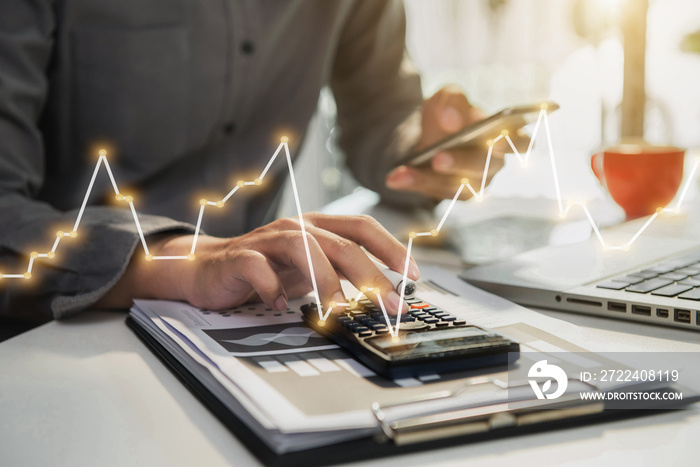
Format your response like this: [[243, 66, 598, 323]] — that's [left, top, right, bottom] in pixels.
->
[[591, 152, 604, 183]]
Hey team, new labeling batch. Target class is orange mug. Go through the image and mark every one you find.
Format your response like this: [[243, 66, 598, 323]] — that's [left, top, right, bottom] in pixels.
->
[[591, 144, 685, 219]]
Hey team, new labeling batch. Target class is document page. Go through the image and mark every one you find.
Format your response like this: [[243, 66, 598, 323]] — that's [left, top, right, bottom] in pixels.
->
[[130, 266, 680, 453]]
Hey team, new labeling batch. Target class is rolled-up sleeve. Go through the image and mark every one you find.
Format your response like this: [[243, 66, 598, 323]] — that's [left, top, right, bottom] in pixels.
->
[[0, 0, 194, 320], [331, 0, 432, 208]]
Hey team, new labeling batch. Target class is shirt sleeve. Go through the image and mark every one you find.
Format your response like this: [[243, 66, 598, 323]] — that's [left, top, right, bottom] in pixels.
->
[[330, 0, 434, 208], [0, 0, 195, 321]]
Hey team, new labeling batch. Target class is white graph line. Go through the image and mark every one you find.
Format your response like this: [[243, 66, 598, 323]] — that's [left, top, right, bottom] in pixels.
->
[[385, 106, 700, 334], [3, 109, 699, 339], [543, 107, 564, 214], [479, 144, 494, 199], [1, 138, 325, 313], [675, 159, 699, 211], [283, 141, 323, 313], [72, 154, 104, 232]]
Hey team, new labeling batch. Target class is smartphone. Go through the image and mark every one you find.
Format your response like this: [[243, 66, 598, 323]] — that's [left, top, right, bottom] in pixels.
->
[[395, 101, 560, 167]]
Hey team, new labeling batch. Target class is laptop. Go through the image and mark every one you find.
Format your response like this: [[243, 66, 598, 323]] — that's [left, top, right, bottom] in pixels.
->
[[459, 211, 700, 331]]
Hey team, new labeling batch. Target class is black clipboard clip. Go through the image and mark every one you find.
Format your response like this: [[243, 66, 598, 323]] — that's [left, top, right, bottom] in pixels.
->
[[371, 378, 603, 445]]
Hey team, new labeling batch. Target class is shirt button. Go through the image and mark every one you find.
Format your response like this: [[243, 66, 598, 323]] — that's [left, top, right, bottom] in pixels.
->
[[224, 123, 236, 135], [241, 40, 254, 55]]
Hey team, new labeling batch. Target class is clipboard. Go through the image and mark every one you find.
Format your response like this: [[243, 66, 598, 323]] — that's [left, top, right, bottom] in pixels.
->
[[126, 316, 698, 467]]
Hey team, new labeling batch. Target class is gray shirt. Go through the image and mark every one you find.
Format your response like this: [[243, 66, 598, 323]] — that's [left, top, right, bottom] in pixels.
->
[[0, 0, 425, 320]]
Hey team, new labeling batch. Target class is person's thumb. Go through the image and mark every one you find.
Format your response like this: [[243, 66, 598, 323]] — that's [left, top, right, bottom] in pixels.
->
[[438, 105, 464, 133]]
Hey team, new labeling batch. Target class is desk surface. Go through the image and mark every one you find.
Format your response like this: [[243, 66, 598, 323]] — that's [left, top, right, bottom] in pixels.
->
[[3, 193, 700, 466], [1, 306, 698, 467]]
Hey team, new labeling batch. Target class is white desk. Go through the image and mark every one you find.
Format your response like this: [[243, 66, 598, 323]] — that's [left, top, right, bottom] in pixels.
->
[[1, 306, 698, 467], [2, 193, 699, 466]]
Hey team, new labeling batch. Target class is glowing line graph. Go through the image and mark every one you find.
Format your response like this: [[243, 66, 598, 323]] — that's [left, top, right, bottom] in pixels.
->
[[389, 104, 699, 335], [1, 137, 320, 312], [2, 104, 699, 339]]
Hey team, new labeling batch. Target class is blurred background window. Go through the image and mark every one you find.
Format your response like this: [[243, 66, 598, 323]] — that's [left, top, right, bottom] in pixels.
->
[[280, 0, 700, 216]]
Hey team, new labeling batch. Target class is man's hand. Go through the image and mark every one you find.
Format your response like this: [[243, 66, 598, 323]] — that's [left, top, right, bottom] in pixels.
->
[[386, 85, 528, 200], [97, 213, 419, 314]]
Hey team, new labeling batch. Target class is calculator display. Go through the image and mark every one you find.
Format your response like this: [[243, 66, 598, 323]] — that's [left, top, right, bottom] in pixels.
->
[[367, 327, 495, 358]]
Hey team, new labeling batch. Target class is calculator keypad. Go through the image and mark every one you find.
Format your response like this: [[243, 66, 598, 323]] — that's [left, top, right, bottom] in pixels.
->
[[303, 297, 469, 340], [300, 295, 520, 378]]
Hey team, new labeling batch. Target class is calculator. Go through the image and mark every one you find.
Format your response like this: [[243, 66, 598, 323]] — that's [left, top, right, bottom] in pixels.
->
[[301, 297, 520, 379]]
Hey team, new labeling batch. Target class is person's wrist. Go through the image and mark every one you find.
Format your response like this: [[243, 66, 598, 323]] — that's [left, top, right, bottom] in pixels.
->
[[94, 233, 192, 308], [151, 234, 233, 305], [142, 234, 197, 301]]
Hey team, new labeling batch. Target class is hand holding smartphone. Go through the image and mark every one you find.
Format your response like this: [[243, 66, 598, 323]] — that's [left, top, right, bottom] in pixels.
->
[[395, 101, 559, 168]]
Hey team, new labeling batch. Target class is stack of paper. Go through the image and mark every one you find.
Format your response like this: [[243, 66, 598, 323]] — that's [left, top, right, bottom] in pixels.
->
[[128, 266, 685, 454]]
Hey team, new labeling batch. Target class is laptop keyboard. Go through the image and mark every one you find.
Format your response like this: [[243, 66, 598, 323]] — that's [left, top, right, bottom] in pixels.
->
[[596, 253, 700, 300]]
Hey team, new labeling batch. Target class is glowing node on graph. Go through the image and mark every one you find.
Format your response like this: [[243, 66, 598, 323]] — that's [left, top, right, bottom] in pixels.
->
[[349, 300, 357, 308], [0, 274, 3, 280], [317, 320, 326, 327], [9, 112, 699, 285], [30, 251, 38, 259], [199, 199, 207, 206], [540, 103, 549, 110], [392, 336, 400, 343], [328, 301, 337, 309]]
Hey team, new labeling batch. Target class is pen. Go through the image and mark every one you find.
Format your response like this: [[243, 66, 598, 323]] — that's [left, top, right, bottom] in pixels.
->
[[370, 257, 417, 297]]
